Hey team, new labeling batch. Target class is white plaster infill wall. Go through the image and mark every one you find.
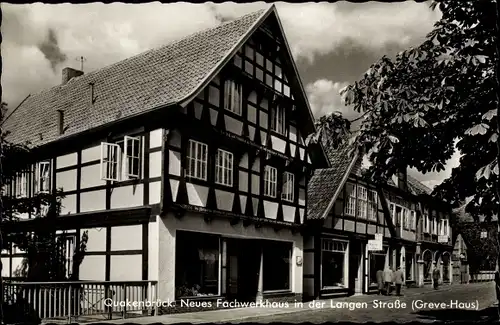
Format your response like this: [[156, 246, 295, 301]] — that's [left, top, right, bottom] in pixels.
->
[[156, 211, 303, 302]]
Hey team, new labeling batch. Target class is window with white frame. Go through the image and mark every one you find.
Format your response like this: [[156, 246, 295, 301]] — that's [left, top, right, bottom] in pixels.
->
[[357, 186, 368, 219], [224, 80, 242, 115], [186, 140, 208, 180], [281, 172, 294, 202], [424, 214, 430, 233], [215, 149, 233, 187], [100, 136, 142, 181], [410, 210, 416, 230], [344, 183, 356, 216], [121, 136, 141, 179], [443, 219, 449, 236], [35, 161, 51, 193], [101, 142, 121, 181], [434, 217, 439, 235], [321, 239, 348, 288], [367, 190, 377, 220], [264, 166, 277, 198], [271, 105, 286, 135], [15, 172, 29, 198]]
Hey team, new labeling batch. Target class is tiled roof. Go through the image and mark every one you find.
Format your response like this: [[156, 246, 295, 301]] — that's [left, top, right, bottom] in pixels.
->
[[406, 174, 432, 196], [1, 8, 269, 147], [307, 144, 357, 220]]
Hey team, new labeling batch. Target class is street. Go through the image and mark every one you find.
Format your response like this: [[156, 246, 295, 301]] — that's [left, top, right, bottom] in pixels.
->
[[99, 282, 497, 324], [229, 282, 497, 323]]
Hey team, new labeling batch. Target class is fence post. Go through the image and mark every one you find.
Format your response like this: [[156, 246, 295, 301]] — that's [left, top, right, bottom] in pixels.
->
[[122, 284, 127, 319], [67, 285, 72, 324]]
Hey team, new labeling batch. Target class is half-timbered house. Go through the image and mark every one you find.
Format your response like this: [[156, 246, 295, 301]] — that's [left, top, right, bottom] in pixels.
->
[[405, 175, 454, 287], [305, 145, 453, 300], [1, 6, 329, 305]]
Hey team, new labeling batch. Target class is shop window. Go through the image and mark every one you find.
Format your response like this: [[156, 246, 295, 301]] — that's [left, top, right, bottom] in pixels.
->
[[321, 239, 347, 288], [175, 231, 220, 298], [263, 241, 292, 291]]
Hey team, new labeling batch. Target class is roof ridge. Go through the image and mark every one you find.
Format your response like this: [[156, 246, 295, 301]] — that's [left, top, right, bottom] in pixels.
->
[[12, 7, 270, 108]]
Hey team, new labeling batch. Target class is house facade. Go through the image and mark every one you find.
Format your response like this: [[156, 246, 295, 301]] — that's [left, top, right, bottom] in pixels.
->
[[1, 6, 329, 304], [304, 146, 453, 300]]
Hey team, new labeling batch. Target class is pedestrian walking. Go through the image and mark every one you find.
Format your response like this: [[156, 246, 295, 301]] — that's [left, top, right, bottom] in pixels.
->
[[376, 268, 384, 295], [383, 266, 393, 295], [393, 266, 404, 296], [432, 267, 440, 290]]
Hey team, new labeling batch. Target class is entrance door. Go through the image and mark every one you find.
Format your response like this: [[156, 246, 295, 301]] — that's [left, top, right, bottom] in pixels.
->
[[226, 239, 261, 302], [349, 254, 360, 295]]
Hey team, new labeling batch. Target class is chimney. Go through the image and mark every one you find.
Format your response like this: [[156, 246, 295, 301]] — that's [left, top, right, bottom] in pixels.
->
[[62, 67, 83, 85], [57, 109, 64, 135]]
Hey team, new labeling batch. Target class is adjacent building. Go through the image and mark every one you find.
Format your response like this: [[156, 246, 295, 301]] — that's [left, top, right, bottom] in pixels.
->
[[452, 205, 498, 277], [304, 145, 454, 300], [1, 6, 330, 304]]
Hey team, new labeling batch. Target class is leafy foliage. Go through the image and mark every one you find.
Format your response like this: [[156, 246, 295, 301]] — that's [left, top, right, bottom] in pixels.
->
[[309, 0, 498, 219], [456, 221, 498, 272], [1, 101, 89, 323]]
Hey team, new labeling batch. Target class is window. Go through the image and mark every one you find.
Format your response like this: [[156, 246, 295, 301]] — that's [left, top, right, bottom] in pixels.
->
[[270, 105, 286, 135], [403, 208, 410, 230], [367, 190, 377, 220], [410, 210, 416, 230], [440, 219, 449, 236], [390, 203, 395, 224], [122, 136, 141, 179], [224, 80, 242, 115], [322, 239, 347, 288], [15, 172, 29, 198], [175, 231, 220, 298], [357, 186, 368, 219], [186, 140, 208, 180], [263, 241, 292, 291], [433, 217, 438, 235], [281, 172, 294, 202], [424, 214, 430, 233], [395, 206, 402, 227], [215, 149, 233, 187], [264, 166, 277, 198], [35, 161, 51, 193], [100, 136, 142, 181], [344, 183, 356, 216]]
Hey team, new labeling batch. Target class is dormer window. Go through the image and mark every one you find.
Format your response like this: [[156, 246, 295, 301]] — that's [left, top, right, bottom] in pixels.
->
[[224, 80, 242, 115], [100, 136, 142, 182]]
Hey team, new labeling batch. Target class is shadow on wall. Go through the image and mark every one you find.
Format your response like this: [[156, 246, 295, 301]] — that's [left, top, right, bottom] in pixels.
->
[[415, 307, 497, 322]]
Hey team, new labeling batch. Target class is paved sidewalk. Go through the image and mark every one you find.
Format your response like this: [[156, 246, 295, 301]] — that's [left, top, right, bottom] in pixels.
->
[[92, 283, 478, 324]]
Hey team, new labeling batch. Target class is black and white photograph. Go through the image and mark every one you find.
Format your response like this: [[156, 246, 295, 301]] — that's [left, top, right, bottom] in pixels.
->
[[0, 0, 499, 324]]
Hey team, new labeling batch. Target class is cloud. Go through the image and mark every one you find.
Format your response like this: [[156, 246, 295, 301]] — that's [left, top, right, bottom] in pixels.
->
[[1, 2, 441, 110], [276, 1, 441, 63], [305, 79, 357, 119], [38, 28, 67, 71]]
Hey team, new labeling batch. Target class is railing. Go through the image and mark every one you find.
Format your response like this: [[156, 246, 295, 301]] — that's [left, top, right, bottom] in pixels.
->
[[469, 270, 496, 282], [3, 280, 158, 323]]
